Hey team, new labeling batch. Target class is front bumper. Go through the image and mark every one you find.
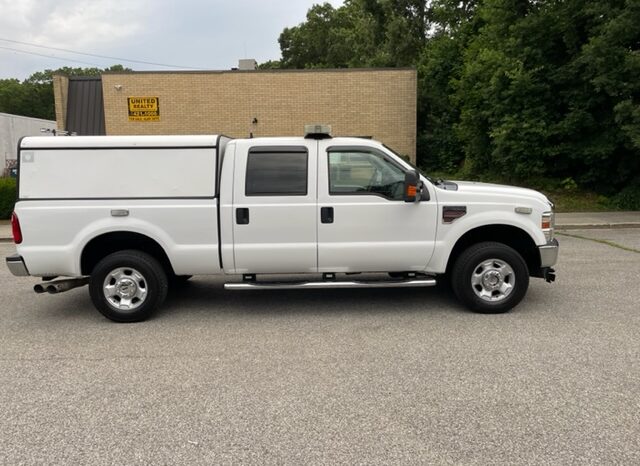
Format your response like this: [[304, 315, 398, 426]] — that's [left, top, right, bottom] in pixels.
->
[[6, 254, 30, 277], [539, 238, 559, 267]]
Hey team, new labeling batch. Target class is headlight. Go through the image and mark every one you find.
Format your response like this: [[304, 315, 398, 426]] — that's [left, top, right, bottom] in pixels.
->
[[541, 211, 554, 241]]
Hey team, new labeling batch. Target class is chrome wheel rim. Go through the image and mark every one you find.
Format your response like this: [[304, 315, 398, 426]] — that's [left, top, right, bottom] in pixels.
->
[[103, 267, 148, 311], [471, 259, 515, 302]]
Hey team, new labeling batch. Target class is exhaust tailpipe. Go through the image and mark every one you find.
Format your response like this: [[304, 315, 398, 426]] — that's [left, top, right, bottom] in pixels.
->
[[33, 284, 46, 294], [34, 277, 90, 295]]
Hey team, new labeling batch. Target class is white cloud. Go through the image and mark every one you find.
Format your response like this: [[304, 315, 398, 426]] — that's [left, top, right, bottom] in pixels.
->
[[33, 0, 149, 48], [0, 0, 344, 79], [0, 0, 150, 75], [0, 0, 149, 50]]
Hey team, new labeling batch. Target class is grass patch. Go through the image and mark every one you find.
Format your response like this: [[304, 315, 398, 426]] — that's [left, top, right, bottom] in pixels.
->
[[538, 190, 615, 212]]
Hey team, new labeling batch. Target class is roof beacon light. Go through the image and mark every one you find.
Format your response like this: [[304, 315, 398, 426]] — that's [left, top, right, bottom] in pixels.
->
[[304, 124, 332, 139]]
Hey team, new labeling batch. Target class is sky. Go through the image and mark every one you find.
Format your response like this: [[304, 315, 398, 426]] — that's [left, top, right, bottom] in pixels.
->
[[0, 0, 344, 80]]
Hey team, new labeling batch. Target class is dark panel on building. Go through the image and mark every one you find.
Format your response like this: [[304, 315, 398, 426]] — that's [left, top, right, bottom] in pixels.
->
[[66, 77, 105, 135]]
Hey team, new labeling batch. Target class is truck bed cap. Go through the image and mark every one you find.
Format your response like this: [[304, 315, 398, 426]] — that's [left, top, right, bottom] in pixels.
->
[[20, 135, 221, 149]]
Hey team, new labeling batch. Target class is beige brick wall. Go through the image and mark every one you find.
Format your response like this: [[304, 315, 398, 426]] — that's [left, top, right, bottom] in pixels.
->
[[100, 69, 417, 161], [52, 74, 69, 131]]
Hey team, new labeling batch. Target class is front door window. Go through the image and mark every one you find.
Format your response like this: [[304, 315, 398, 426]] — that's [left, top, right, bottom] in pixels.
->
[[328, 151, 406, 200]]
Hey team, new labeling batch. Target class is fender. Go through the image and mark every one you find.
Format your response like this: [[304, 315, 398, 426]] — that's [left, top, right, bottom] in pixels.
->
[[426, 207, 544, 274], [73, 217, 176, 276]]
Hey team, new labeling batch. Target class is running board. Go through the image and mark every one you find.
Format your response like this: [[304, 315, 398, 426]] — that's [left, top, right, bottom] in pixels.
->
[[224, 278, 436, 290]]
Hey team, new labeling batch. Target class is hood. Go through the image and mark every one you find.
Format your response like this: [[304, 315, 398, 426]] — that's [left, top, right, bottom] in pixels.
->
[[449, 180, 552, 206]]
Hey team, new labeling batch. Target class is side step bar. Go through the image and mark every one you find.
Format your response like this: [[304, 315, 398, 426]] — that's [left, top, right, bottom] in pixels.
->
[[225, 278, 436, 291]]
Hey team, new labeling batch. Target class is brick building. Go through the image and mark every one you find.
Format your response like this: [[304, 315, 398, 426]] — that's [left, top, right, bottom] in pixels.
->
[[53, 68, 417, 161]]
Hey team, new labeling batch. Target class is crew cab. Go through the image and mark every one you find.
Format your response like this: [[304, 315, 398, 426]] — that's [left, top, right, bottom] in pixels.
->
[[6, 127, 558, 322]]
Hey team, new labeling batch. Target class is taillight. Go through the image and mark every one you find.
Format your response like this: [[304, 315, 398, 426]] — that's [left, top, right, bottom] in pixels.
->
[[11, 212, 22, 244]]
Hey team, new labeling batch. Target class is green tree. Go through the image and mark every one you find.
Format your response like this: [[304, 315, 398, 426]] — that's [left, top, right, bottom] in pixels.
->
[[279, 2, 377, 68], [416, 0, 480, 173], [0, 65, 131, 121], [0, 77, 54, 120], [278, 0, 432, 69], [454, 0, 639, 189], [0, 79, 26, 115], [257, 60, 282, 70], [577, 0, 640, 186], [276, 0, 639, 193]]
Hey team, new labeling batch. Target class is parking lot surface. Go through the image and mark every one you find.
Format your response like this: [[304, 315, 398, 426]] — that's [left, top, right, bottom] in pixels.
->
[[1, 230, 639, 465]]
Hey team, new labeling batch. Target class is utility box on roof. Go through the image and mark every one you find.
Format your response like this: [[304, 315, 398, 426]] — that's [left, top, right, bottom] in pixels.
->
[[238, 59, 257, 70]]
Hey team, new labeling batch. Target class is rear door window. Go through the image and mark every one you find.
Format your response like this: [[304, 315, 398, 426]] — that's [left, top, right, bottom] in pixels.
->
[[245, 150, 308, 196]]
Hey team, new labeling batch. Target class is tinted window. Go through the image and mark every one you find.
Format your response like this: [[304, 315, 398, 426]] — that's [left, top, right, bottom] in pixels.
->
[[328, 150, 405, 200], [246, 151, 308, 196]]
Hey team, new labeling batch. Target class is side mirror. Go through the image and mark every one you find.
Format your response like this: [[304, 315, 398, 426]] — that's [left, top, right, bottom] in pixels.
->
[[404, 169, 428, 202]]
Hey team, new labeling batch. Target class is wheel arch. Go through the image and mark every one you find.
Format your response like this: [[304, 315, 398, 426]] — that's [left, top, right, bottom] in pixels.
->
[[445, 224, 540, 275], [80, 231, 175, 276]]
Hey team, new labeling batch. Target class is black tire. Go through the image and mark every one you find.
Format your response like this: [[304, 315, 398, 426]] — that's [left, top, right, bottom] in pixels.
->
[[89, 250, 168, 322], [451, 242, 529, 314]]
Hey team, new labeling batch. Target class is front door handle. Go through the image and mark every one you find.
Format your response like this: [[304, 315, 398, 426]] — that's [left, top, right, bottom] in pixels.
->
[[236, 208, 249, 225], [321, 207, 334, 224]]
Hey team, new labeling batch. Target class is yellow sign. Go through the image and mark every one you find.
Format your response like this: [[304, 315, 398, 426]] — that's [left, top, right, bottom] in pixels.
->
[[128, 97, 159, 121]]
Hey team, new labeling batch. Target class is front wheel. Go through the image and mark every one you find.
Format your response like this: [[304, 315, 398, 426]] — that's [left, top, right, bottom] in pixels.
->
[[89, 250, 168, 322], [451, 242, 529, 314]]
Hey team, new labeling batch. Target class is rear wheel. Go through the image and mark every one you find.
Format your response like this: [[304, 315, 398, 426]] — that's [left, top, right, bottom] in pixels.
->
[[89, 250, 168, 322], [451, 242, 529, 313]]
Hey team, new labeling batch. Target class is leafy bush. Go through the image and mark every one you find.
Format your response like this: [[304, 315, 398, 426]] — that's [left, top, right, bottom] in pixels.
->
[[561, 178, 578, 192], [614, 181, 640, 210], [0, 177, 17, 219]]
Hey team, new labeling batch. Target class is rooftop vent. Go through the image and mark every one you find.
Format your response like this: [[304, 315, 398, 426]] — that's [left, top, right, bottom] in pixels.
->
[[238, 59, 257, 71]]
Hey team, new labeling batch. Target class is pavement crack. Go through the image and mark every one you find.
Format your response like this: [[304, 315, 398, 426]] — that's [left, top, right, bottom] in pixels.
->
[[557, 232, 640, 254]]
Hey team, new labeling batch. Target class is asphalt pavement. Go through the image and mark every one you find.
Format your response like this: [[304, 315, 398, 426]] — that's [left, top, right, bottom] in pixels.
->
[[1, 229, 639, 464]]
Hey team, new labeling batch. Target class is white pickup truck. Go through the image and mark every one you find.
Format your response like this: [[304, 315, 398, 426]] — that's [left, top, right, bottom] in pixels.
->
[[6, 127, 558, 322]]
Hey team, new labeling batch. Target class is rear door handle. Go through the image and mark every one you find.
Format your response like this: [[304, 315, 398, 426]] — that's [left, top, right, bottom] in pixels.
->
[[236, 208, 250, 225], [321, 207, 334, 224]]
